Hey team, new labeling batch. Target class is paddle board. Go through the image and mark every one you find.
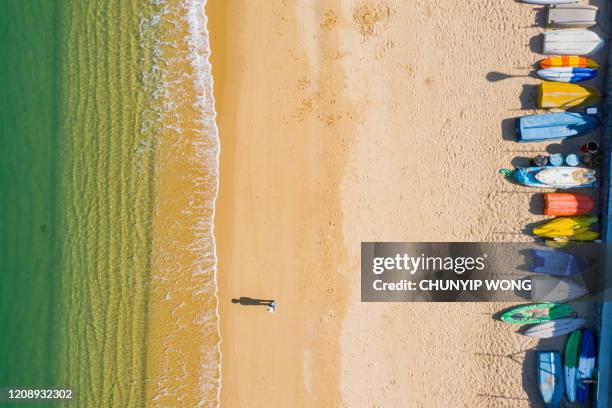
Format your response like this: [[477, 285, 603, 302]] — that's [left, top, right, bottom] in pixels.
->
[[565, 330, 582, 402], [537, 67, 597, 83], [577, 328, 596, 403], [525, 318, 587, 338], [534, 167, 596, 188], [501, 303, 574, 325], [543, 29, 604, 56], [539, 56, 599, 69], [531, 276, 588, 302], [516, 112, 599, 142], [536, 351, 564, 408]]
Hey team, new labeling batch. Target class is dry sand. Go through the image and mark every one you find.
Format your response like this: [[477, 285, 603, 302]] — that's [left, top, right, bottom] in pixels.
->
[[207, 0, 607, 406]]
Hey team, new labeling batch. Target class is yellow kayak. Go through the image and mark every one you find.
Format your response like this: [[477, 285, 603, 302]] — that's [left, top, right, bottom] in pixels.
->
[[533, 216, 599, 241], [538, 81, 601, 109]]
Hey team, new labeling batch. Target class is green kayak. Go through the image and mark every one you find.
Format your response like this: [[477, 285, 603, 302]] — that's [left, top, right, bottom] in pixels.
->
[[500, 303, 574, 325]]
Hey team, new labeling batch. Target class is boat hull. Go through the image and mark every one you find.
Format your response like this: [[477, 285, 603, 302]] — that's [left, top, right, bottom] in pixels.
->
[[536, 351, 564, 408], [516, 112, 599, 142]]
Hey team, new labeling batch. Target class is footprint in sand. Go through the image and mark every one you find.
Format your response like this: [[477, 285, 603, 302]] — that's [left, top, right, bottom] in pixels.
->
[[352, 2, 390, 36]]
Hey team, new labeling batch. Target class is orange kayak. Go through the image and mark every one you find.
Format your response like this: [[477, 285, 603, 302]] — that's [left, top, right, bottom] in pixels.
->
[[543, 193, 594, 216], [540, 56, 599, 69]]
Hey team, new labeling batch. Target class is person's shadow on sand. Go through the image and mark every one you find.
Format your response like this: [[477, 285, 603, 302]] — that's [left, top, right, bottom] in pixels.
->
[[231, 297, 274, 306]]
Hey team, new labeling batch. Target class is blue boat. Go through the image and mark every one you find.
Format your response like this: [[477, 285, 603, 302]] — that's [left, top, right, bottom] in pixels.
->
[[529, 249, 585, 276], [536, 351, 564, 408], [537, 67, 598, 83], [513, 167, 597, 189], [516, 112, 599, 142], [577, 328, 597, 403]]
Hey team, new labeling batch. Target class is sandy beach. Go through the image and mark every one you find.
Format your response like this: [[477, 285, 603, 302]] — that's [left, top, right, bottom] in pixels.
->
[[206, 0, 607, 406]]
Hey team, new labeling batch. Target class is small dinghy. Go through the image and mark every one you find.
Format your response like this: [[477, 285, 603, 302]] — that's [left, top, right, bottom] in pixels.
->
[[531, 276, 588, 302], [543, 29, 604, 56], [501, 303, 574, 325], [537, 67, 597, 83], [543, 193, 594, 216], [539, 56, 599, 69], [529, 249, 585, 276], [516, 112, 599, 142], [524, 0, 582, 4], [536, 351, 564, 408], [577, 328, 596, 403], [538, 81, 601, 109], [526, 318, 587, 338], [564, 330, 582, 402], [513, 167, 596, 189], [547, 4, 598, 28]]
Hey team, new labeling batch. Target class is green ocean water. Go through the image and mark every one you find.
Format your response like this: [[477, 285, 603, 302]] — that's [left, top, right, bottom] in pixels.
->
[[1, 1, 159, 406]]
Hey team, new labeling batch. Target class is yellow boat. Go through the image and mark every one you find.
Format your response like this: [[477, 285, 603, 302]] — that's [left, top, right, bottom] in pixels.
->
[[533, 216, 599, 243], [537, 81, 601, 109]]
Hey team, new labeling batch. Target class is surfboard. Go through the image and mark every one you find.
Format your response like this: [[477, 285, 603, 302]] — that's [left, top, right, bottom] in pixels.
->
[[501, 303, 574, 325], [539, 56, 599, 69], [516, 112, 599, 142], [536, 351, 564, 408], [565, 330, 582, 402], [543, 29, 604, 56], [525, 318, 587, 338], [537, 67, 597, 83], [577, 328, 596, 403], [547, 4, 598, 28], [534, 167, 596, 188], [531, 276, 588, 302]]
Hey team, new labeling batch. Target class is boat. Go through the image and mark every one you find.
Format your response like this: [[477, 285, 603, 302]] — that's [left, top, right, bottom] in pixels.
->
[[524, 0, 583, 4], [565, 330, 582, 402], [529, 249, 585, 276], [516, 112, 599, 142], [536, 351, 564, 408], [537, 67, 597, 83], [533, 216, 599, 242], [513, 167, 597, 188], [525, 318, 587, 338], [501, 303, 574, 324], [537, 82, 601, 109], [543, 29, 604, 56], [543, 193, 595, 216], [577, 328, 596, 403], [547, 4, 598, 28], [531, 276, 588, 302], [539, 56, 599, 69]]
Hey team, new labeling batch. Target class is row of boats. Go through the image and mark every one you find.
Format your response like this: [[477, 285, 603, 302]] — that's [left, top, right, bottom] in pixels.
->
[[507, 2, 603, 407]]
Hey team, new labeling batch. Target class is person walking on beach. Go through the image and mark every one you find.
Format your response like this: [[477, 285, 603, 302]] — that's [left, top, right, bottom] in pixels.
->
[[231, 297, 277, 313]]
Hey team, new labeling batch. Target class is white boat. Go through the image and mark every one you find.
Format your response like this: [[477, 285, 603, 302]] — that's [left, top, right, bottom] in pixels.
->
[[543, 29, 604, 56], [524, 318, 587, 338], [522, 0, 580, 4], [547, 4, 598, 28], [531, 276, 588, 302]]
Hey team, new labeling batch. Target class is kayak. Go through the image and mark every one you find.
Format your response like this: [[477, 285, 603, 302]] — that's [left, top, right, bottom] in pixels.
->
[[516, 112, 599, 142], [537, 81, 601, 109], [529, 249, 585, 276], [543, 29, 604, 56], [543, 193, 595, 216], [500, 303, 574, 324], [536, 351, 564, 408], [565, 330, 582, 402], [513, 167, 597, 189], [525, 0, 583, 4], [547, 4, 598, 28], [531, 276, 588, 302], [577, 328, 596, 403], [533, 216, 599, 242], [539, 56, 599, 69], [537, 67, 597, 83], [525, 318, 587, 338]]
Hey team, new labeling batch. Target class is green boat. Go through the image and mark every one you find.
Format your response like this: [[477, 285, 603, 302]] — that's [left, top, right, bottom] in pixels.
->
[[500, 303, 574, 325]]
